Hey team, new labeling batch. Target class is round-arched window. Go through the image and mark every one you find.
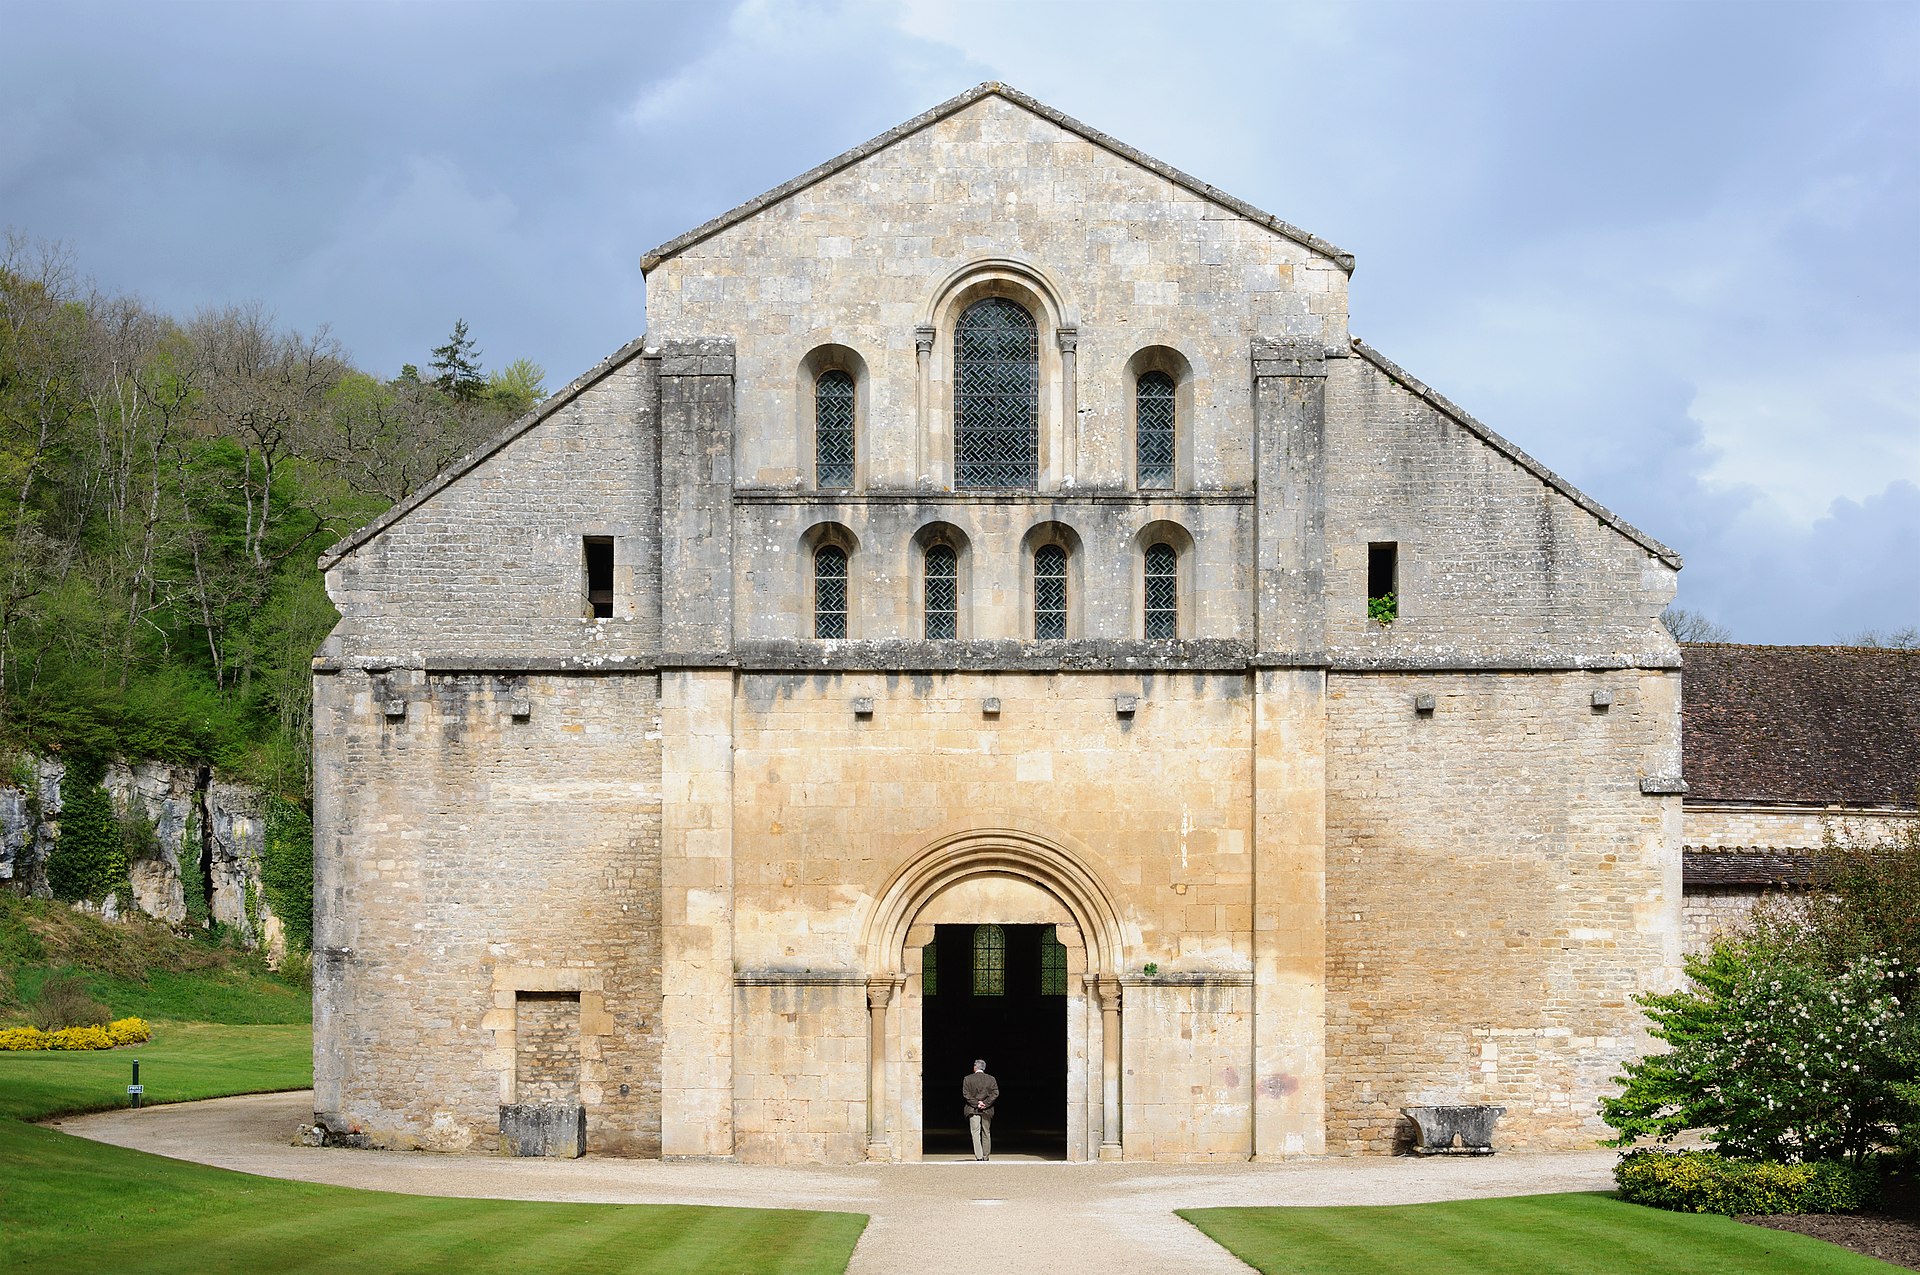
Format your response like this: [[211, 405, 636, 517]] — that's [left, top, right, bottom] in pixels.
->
[[954, 298, 1038, 489], [814, 544, 848, 639]]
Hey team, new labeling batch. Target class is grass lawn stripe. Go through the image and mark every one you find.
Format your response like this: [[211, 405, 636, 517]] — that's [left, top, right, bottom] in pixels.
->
[[1181, 1193, 1903, 1275]]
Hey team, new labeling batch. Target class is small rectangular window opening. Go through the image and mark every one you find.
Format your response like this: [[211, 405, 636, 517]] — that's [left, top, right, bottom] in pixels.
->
[[584, 537, 615, 619], [1367, 541, 1398, 624]]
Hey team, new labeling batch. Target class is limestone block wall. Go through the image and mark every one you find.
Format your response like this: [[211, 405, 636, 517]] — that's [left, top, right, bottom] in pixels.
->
[[311, 668, 663, 1154], [1119, 977, 1254, 1162], [1683, 887, 1776, 953], [734, 495, 1253, 643], [1321, 354, 1678, 670], [646, 93, 1349, 495], [1323, 668, 1684, 1153], [1682, 804, 1917, 850], [731, 980, 868, 1164], [321, 350, 661, 662], [727, 668, 1259, 1161]]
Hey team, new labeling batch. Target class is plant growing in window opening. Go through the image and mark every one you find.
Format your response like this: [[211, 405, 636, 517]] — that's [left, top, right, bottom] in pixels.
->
[[1368, 592, 1398, 625]]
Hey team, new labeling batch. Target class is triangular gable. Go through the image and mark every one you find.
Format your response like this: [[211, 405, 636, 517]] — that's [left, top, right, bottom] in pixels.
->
[[1350, 338, 1683, 570], [639, 82, 1355, 275], [317, 334, 650, 570]]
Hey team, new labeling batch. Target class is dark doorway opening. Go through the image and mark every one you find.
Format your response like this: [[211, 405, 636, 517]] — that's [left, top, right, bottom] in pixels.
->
[[920, 922, 1068, 1160]]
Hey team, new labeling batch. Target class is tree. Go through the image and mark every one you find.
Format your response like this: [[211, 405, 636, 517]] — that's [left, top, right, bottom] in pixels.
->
[[1661, 606, 1731, 642], [428, 319, 484, 400], [1846, 626, 1920, 649], [485, 357, 547, 415]]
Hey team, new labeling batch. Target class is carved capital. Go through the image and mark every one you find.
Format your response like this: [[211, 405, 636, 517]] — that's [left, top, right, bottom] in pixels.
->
[[1096, 976, 1123, 1011], [1056, 326, 1079, 355], [913, 324, 936, 356], [867, 978, 896, 1010]]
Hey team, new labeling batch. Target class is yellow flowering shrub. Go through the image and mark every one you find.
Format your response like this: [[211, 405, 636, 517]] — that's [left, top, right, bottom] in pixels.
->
[[0, 1017, 151, 1050], [108, 1017, 151, 1045]]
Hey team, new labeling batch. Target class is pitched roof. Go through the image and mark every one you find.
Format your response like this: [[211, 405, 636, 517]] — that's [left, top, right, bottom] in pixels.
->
[[317, 335, 650, 569], [639, 82, 1354, 274], [1350, 341, 1683, 570], [1682, 849, 1825, 887], [1682, 643, 1920, 809]]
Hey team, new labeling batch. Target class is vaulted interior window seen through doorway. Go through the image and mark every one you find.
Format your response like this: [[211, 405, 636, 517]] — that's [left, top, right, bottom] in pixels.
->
[[954, 298, 1038, 488]]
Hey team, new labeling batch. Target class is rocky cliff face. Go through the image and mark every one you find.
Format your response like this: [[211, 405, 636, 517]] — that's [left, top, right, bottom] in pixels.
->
[[0, 756, 283, 957]]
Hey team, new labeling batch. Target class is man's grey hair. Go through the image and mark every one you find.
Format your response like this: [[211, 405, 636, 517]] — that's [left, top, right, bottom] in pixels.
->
[[974, 1059, 986, 1070]]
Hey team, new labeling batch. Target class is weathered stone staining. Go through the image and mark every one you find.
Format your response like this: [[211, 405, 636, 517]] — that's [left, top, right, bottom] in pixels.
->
[[310, 83, 1689, 1163]]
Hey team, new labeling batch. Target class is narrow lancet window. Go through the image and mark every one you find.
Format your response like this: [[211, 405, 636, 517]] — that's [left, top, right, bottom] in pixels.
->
[[1145, 542, 1178, 639], [1033, 543, 1067, 640], [814, 545, 848, 638], [924, 543, 958, 639], [972, 924, 1005, 997], [954, 298, 1038, 488], [815, 369, 854, 488], [1136, 371, 1176, 489], [583, 536, 614, 619], [1040, 926, 1067, 996], [1368, 541, 1399, 625]]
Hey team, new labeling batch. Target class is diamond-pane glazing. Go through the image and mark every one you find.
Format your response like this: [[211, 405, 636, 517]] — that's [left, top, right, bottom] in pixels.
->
[[814, 545, 847, 639], [972, 924, 1005, 997], [1145, 542, 1178, 639], [954, 298, 1038, 488], [815, 370, 854, 487], [924, 543, 957, 639], [922, 940, 938, 996], [1040, 925, 1067, 996], [1034, 543, 1067, 640], [1137, 371, 1175, 489]]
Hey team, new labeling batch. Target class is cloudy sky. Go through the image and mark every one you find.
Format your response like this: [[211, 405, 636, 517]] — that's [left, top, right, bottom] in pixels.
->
[[4, 0, 1914, 643]]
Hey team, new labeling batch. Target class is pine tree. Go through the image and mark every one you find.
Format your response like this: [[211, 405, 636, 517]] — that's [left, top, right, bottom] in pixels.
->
[[429, 319, 484, 400]]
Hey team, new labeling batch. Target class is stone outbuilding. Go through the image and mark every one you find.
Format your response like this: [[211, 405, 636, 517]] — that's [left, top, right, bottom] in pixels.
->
[[1679, 642, 1920, 951], [311, 84, 1692, 1162]]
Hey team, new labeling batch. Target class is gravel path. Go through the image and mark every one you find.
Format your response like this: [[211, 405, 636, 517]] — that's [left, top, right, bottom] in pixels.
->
[[57, 1091, 1618, 1274]]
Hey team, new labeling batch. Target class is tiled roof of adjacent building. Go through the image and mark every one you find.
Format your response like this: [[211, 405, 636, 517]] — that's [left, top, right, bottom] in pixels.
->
[[1682, 848, 1825, 887], [1682, 642, 1920, 809]]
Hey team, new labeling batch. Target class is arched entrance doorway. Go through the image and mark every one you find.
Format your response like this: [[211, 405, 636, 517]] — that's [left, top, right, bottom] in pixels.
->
[[861, 828, 1126, 1163]]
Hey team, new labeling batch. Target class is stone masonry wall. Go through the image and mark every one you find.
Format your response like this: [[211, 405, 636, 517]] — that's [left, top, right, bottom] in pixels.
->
[[322, 352, 661, 664], [311, 668, 663, 1155], [647, 93, 1349, 495], [1324, 669, 1684, 1153]]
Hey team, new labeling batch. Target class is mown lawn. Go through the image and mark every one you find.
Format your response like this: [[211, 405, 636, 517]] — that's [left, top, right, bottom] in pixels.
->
[[0, 1021, 867, 1275], [1182, 1192, 1902, 1275], [0, 1020, 311, 1120]]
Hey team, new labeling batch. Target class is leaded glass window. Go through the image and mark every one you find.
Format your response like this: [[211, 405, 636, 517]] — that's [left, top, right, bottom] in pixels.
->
[[1137, 371, 1175, 489], [815, 369, 855, 488], [924, 543, 957, 639], [972, 924, 1005, 997], [922, 940, 938, 996], [1040, 925, 1067, 996], [1145, 542, 1178, 639], [954, 298, 1038, 488], [814, 545, 847, 639], [1034, 543, 1067, 640]]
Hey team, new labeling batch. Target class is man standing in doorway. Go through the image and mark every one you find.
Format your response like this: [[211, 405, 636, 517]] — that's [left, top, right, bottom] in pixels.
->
[[963, 1058, 998, 1161]]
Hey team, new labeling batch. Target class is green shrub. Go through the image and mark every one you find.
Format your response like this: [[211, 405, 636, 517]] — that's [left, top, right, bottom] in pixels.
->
[[29, 972, 109, 1031], [46, 761, 129, 904], [1615, 1149, 1877, 1215], [260, 795, 312, 950], [1368, 592, 1397, 625]]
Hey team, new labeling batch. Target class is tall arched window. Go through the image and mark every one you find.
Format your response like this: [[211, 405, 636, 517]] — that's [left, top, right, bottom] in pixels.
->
[[972, 924, 1005, 997], [1136, 370, 1175, 489], [814, 369, 854, 488], [924, 542, 957, 639], [1034, 543, 1068, 640], [814, 545, 847, 638], [1144, 542, 1178, 639], [954, 298, 1038, 488]]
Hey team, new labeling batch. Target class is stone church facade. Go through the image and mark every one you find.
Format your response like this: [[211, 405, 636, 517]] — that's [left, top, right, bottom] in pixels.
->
[[311, 84, 1688, 1163]]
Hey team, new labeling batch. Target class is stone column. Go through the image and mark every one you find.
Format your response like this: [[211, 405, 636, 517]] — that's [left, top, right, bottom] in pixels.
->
[[866, 978, 895, 1160], [914, 324, 937, 487], [1096, 976, 1122, 1160]]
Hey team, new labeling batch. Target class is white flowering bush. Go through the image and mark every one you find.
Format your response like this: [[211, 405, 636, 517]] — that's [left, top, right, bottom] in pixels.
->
[[1603, 939, 1919, 1166]]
